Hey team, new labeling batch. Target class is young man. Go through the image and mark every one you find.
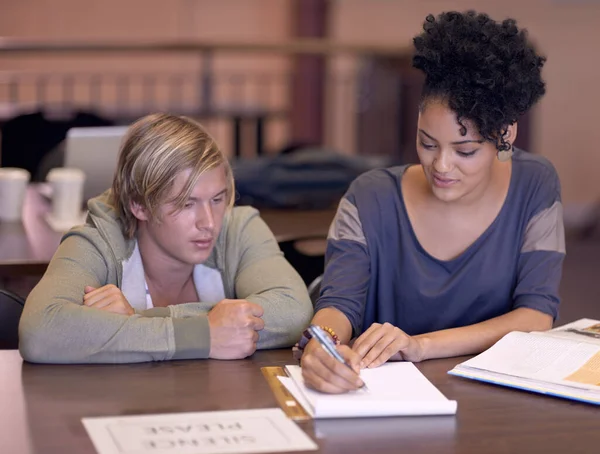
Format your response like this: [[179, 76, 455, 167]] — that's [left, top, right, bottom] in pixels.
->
[[19, 113, 313, 363]]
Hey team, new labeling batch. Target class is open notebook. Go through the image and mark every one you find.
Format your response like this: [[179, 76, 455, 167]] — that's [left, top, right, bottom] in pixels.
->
[[449, 318, 600, 405], [279, 363, 457, 419]]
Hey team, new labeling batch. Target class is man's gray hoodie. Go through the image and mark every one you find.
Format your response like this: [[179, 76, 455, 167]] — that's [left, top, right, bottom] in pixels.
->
[[19, 193, 313, 363]]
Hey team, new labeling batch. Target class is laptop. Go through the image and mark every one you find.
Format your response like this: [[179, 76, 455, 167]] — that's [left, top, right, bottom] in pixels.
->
[[63, 126, 129, 202]]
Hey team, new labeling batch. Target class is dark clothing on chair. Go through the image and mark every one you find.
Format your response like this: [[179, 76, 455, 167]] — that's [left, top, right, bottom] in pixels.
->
[[0, 289, 25, 350], [1, 110, 113, 179]]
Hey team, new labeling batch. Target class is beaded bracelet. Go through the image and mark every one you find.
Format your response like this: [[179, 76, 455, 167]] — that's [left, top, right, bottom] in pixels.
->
[[292, 325, 340, 361], [318, 326, 339, 344]]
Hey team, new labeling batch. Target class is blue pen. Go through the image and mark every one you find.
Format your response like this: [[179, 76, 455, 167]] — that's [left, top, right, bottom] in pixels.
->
[[307, 324, 368, 391]]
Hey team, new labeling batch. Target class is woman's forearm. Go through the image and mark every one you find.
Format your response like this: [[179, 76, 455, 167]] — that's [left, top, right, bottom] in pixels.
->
[[415, 307, 553, 361], [310, 307, 354, 345]]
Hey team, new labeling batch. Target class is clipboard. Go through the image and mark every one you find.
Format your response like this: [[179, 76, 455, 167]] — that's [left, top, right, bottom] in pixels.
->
[[261, 366, 311, 421]]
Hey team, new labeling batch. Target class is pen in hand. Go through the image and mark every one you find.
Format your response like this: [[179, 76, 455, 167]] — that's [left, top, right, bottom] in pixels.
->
[[307, 324, 369, 391]]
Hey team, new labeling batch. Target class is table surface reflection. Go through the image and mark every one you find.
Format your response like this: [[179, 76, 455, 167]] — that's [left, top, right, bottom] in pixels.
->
[[1, 349, 599, 454]]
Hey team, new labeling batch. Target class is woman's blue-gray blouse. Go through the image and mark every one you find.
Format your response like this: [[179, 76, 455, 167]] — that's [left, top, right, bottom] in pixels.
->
[[315, 150, 565, 336]]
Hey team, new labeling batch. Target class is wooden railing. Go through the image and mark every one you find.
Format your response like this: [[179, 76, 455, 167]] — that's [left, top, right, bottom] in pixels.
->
[[0, 39, 417, 160], [0, 38, 410, 56]]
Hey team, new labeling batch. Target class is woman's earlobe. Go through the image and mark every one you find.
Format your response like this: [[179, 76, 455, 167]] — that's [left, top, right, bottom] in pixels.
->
[[496, 124, 517, 162], [504, 123, 518, 146]]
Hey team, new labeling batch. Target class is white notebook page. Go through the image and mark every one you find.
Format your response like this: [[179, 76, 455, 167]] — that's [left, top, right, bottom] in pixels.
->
[[282, 363, 457, 418]]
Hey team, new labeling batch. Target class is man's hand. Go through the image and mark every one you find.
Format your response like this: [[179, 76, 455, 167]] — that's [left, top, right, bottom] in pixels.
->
[[83, 285, 135, 316], [208, 299, 265, 360], [352, 322, 424, 368]]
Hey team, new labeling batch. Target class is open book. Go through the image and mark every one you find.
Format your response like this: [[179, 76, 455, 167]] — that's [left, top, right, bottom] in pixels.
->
[[449, 318, 600, 405], [279, 363, 457, 419]]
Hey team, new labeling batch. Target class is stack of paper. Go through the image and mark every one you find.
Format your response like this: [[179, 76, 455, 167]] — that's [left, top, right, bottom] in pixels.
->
[[280, 362, 457, 418]]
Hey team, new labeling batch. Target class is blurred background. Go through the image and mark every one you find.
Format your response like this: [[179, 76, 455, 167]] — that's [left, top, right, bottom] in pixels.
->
[[0, 0, 599, 308], [2, 0, 600, 211], [1, 0, 599, 211]]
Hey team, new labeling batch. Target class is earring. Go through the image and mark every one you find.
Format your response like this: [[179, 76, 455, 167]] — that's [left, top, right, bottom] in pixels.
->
[[497, 146, 514, 162]]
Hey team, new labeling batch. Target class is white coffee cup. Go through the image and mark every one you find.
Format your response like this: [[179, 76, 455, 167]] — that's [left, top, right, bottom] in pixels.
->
[[47, 167, 86, 222], [0, 167, 31, 222]]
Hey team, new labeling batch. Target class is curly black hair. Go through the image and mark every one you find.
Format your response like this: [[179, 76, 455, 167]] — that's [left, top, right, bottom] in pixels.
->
[[412, 11, 546, 151]]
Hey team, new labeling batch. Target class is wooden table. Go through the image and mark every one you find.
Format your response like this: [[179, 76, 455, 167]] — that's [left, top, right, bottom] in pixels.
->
[[0, 185, 335, 278], [1, 348, 599, 454]]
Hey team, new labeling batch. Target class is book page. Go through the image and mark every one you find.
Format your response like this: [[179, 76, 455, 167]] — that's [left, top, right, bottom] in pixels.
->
[[283, 363, 457, 419], [460, 331, 600, 388], [564, 352, 600, 386], [449, 367, 600, 404], [544, 318, 600, 345]]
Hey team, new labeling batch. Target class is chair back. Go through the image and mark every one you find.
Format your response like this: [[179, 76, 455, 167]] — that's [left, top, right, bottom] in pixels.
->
[[277, 235, 327, 286], [307, 274, 323, 306], [0, 289, 25, 350]]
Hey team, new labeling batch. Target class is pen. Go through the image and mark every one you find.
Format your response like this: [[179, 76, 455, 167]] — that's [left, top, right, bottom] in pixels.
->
[[307, 324, 368, 391]]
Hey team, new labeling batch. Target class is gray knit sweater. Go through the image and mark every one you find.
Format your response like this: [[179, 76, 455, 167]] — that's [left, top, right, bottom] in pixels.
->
[[19, 193, 313, 363]]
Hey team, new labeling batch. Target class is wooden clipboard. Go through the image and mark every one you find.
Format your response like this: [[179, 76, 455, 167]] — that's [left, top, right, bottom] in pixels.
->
[[261, 366, 311, 421]]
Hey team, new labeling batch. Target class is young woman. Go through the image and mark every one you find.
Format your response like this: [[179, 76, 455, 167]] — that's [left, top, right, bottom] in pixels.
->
[[298, 11, 564, 393]]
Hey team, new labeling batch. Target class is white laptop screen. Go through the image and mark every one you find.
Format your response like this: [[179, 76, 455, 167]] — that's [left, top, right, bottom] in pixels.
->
[[63, 126, 129, 203]]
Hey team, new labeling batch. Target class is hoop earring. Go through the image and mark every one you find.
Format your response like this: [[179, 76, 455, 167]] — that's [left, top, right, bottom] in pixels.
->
[[497, 146, 514, 162]]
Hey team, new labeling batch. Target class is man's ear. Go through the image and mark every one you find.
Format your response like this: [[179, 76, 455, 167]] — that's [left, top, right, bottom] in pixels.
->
[[129, 201, 149, 221], [503, 123, 518, 148]]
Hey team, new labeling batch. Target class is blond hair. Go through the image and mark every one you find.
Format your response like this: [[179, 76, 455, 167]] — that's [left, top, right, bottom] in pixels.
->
[[111, 113, 234, 238]]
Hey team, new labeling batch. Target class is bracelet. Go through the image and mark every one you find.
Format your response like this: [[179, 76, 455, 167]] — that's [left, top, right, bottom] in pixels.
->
[[292, 325, 340, 361], [319, 326, 339, 344]]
